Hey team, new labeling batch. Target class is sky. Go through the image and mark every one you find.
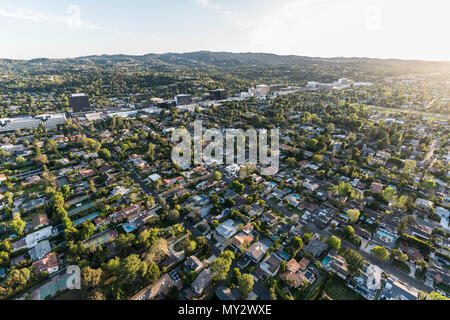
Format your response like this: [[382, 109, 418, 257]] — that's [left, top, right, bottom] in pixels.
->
[[0, 0, 449, 61]]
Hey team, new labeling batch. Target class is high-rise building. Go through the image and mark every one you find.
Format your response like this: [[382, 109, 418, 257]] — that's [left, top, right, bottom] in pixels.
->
[[157, 100, 176, 109], [174, 94, 193, 106], [69, 94, 91, 113], [210, 89, 227, 101], [249, 84, 270, 97]]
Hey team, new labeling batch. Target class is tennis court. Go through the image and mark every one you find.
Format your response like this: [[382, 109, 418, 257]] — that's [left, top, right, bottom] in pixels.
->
[[38, 273, 71, 300], [83, 229, 118, 248], [68, 202, 94, 217]]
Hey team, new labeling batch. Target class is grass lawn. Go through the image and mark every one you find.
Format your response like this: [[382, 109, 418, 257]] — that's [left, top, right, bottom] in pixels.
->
[[435, 282, 450, 295], [174, 239, 186, 252], [415, 269, 426, 281], [22, 184, 43, 195], [391, 259, 411, 274], [359, 221, 377, 234], [323, 278, 364, 300]]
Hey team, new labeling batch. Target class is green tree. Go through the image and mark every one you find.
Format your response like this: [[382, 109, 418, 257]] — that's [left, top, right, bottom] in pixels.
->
[[372, 246, 389, 260], [232, 180, 245, 194], [381, 187, 397, 203], [337, 182, 352, 196], [422, 180, 436, 191], [211, 250, 235, 281], [213, 171, 222, 181], [346, 209, 360, 223], [99, 148, 112, 160], [211, 257, 232, 281], [167, 209, 180, 223], [428, 291, 449, 300], [238, 273, 254, 297], [146, 143, 155, 161], [328, 236, 341, 250], [403, 160, 416, 175], [80, 223, 96, 240], [343, 225, 355, 238], [10, 219, 26, 235], [390, 248, 408, 262], [341, 248, 366, 276]]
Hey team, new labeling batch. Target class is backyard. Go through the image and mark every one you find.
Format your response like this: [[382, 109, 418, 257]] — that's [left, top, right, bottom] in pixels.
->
[[323, 277, 365, 300]]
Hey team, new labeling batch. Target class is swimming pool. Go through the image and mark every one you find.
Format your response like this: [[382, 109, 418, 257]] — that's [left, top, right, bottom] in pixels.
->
[[322, 256, 330, 265], [122, 222, 137, 233], [377, 229, 395, 241], [196, 182, 206, 189], [278, 251, 289, 260]]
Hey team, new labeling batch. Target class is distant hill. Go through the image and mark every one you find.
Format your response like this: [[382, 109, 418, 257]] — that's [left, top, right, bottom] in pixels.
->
[[1, 51, 449, 74], [72, 51, 450, 71]]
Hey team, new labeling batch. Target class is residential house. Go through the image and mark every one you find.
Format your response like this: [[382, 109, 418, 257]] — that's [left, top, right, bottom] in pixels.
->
[[245, 240, 271, 263], [398, 243, 424, 262], [260, 253, 282, 277], [32, 252, 59, 275], [379, 277, 419, 300], [29, 240, 51, 261], [191, 268, 213, 296], [32, 213, 49, 230], [353, 264, 382, 300], [370, 182, 384, 193], [215, 285, 242, 300], [215, 219, 239, 240], [232, 233, 254, 250], [185, 256, 204, 273], [322, 249, 348, 280], [304, 238, 328, 258]]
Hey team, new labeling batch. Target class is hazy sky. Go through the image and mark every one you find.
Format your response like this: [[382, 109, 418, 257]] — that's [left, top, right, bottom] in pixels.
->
[[0, 0, 449, 60]]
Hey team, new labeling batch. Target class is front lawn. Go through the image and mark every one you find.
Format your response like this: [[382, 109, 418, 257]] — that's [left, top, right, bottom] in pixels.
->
[[391, 259, 411, 274], [435, 282, 450, 295], [358, 221, 377, 234], [323, 278, 364, 300]]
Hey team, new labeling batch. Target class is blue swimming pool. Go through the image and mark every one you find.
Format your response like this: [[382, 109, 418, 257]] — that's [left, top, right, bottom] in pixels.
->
[[122, 223, 136, 233], [197, 182, 206, 188], [377, 229, 395, 241], [322, 256, 330, 265], [279, 251, 290, 260]]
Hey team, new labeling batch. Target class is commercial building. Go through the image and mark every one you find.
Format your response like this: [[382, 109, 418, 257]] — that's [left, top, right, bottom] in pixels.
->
[[69, 93, 91, 113], [0, 114, 66, 132], [174, 94, 193, 106], [210, 89, 227, 101]]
